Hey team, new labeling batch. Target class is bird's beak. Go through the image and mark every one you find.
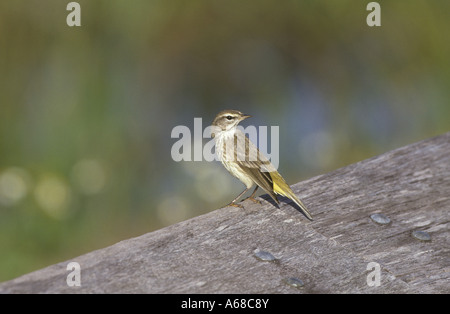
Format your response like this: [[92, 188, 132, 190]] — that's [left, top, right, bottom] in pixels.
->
[[241, 114, 251, 120]]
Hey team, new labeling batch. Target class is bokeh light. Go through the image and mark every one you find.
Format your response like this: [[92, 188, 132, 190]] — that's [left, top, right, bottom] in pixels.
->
[[34, 174, 71, 219], [0, 167, 31, 207]]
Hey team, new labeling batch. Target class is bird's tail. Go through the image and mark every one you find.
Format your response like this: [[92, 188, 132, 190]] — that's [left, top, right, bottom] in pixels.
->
[[271, 172, 313, 221]]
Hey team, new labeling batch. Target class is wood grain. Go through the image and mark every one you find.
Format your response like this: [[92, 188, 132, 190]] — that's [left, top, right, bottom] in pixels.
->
[[1, 132, 449, 293]]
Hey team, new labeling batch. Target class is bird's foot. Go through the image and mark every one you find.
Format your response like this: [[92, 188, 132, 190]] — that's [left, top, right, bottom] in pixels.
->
[[227, 202, 244, 209], [247, 197, 261, 204]]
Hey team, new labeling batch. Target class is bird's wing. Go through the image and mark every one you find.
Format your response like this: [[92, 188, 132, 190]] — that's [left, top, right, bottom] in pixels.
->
[[228, 130, 279, 203], [228, 130, 313, 220]]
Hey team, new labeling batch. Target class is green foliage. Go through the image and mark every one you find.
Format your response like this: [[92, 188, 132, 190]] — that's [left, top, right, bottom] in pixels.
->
[[0, 0, 449, 281]]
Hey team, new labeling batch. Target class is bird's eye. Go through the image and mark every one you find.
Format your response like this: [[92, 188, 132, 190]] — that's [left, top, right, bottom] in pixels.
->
[[226, 115, 233, 120]]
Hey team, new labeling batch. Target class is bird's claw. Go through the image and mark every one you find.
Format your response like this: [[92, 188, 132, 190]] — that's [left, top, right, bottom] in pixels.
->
[[227, 202, 244, 209], [248, 197, 261, 204]]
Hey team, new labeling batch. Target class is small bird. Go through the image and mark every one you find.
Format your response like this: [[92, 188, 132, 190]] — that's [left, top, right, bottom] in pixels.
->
[[211, 110, 313, 220]]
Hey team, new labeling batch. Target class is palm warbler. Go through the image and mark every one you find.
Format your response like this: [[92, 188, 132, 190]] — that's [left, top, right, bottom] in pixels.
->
[[211, 110, 313, 220]]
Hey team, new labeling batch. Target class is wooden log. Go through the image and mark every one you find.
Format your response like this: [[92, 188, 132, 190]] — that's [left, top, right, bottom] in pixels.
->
[[1, 132, 449, 293]]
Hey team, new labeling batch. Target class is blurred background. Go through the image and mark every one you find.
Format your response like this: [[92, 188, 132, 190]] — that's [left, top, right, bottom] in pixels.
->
[[0, 0, 449, 281]]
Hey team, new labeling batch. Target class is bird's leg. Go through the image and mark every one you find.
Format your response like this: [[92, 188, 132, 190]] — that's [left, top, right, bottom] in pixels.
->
[[227, 187, 250, 209], [247, 186, 261, 204]]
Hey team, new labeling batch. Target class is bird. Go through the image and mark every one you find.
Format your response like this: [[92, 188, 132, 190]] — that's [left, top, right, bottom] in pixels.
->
[[211, 109, 313, 220]]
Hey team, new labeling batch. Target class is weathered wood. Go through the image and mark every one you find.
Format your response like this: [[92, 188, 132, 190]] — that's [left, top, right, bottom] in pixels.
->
[[1, 132, 449, 293]]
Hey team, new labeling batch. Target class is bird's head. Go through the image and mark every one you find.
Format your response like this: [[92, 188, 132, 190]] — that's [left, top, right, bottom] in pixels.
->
[[211, 110, 251, 137]]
